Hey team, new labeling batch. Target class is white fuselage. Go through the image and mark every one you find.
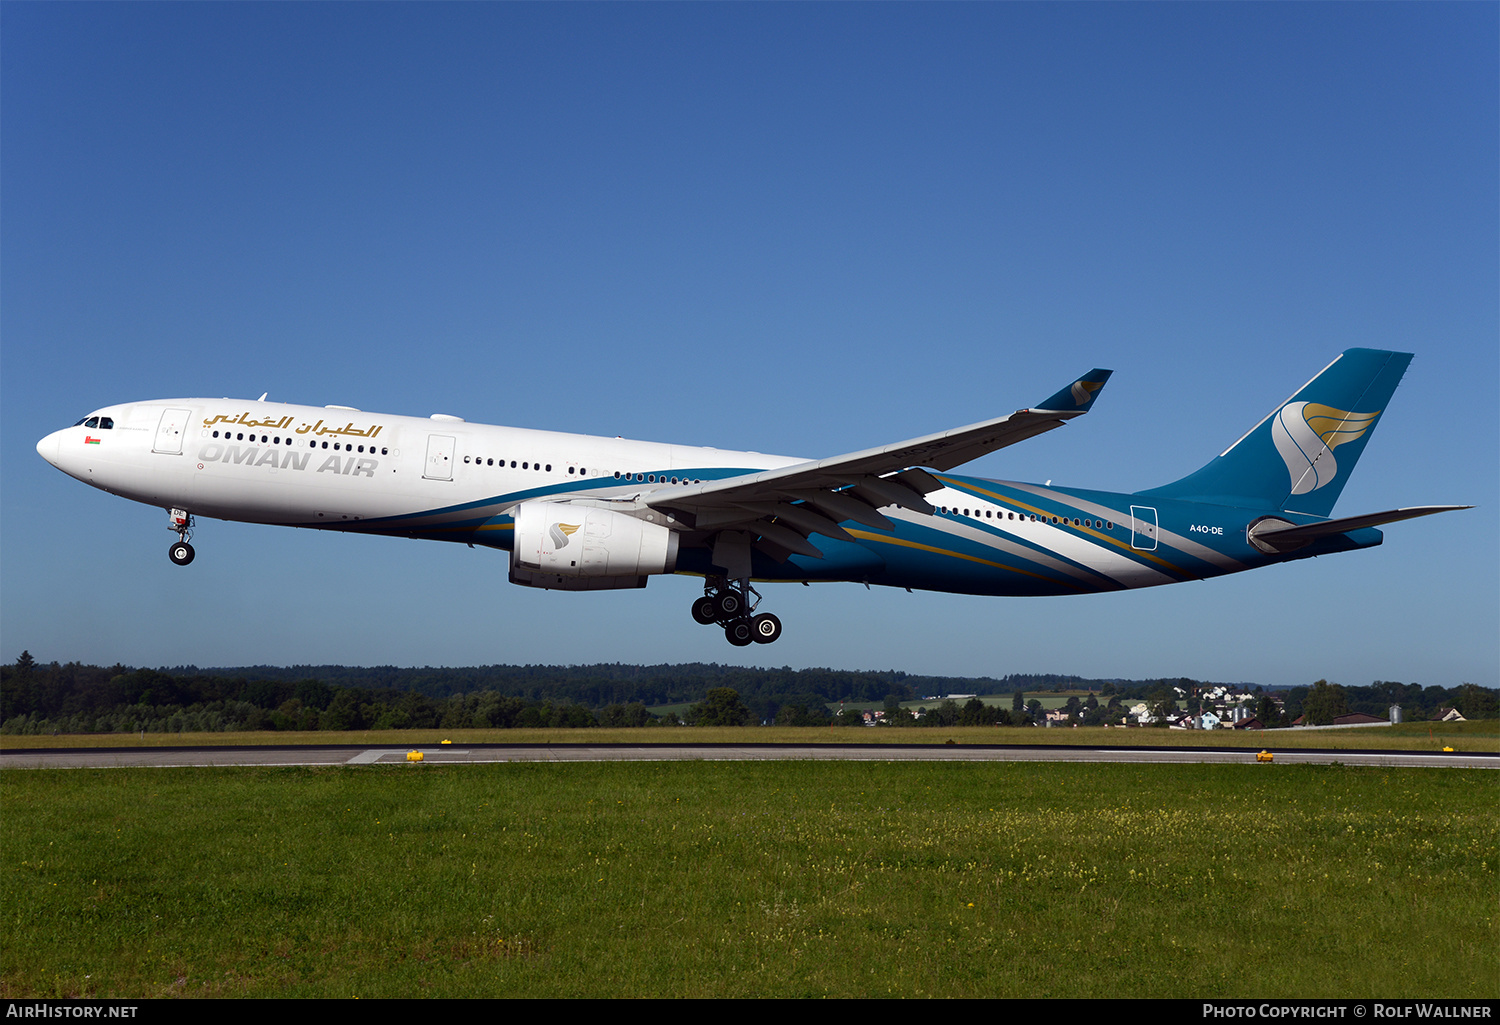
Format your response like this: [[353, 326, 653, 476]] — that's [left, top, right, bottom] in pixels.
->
[[38, 398, 802, 529]]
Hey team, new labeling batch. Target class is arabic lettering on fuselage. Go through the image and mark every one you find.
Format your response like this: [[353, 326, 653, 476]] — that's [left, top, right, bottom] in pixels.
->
[[202, 413, 383, 439]]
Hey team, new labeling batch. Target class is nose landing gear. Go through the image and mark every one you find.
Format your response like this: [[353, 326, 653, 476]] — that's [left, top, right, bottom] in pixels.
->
[[690, 576, 782, 645], [167, 508, 195, 566]]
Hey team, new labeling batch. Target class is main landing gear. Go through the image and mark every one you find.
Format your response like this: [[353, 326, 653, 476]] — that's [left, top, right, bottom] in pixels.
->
[[691, 577, 782, 646], [167, 508, 195, 566]]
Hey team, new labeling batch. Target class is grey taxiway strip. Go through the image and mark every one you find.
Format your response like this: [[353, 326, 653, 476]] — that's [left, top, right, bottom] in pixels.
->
[[3, 744, 1494, 770]]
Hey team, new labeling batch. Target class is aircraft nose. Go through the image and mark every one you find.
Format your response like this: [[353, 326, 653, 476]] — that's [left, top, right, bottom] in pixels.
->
[[36, 430, 62, 468]]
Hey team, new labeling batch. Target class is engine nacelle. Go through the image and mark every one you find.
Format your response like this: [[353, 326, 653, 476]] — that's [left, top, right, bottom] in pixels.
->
[[509, 501, 680, 591]]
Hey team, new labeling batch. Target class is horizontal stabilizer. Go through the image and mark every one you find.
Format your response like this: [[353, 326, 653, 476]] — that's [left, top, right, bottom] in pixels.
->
[[1248, 505, 1471, 553]]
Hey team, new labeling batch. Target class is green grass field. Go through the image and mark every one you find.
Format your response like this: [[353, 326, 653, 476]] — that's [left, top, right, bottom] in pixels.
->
[[3, 760, 1495, 998]]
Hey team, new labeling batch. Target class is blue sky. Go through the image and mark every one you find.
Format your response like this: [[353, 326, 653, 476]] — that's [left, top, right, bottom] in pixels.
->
[[3, 3, 1495, 689]]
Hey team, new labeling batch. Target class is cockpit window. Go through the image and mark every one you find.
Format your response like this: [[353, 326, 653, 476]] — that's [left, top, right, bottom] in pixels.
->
[[72, 415, 113, 429], [99, 417, 114, 429]]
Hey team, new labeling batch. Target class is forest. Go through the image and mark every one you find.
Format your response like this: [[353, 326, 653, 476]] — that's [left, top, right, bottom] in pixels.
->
[[1, 651, 1492, 734]]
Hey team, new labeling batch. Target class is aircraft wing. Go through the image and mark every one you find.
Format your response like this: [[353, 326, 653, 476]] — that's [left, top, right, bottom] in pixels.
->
[[640, 369, 1113, 563]]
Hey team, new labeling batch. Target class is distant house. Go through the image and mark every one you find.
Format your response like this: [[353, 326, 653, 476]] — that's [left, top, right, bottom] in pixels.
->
[[1233, 716, 1264, 730], [1436, 707, 1468, 722]]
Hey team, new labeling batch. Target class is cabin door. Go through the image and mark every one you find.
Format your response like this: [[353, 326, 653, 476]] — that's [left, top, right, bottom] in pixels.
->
[[1129, 505, 1159, 551], [152, 408, 192, 455], [423, 435, 456, 480]]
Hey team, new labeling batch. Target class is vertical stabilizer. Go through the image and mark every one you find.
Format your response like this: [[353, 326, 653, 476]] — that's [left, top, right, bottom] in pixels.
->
[[1137, 348, 1412, 517]]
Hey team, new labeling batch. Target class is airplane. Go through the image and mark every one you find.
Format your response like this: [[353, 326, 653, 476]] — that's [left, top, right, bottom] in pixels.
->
[[36, 347, 1468, 646]]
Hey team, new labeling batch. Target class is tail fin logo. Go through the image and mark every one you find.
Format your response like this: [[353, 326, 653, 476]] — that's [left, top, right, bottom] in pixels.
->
[[1069, 380, 1104, 406], [548, 522, 580, 548], [1272, 402, 1381, 495]]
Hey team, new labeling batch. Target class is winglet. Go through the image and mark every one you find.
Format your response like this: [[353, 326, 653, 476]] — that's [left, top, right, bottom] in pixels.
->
[[1035, 370, 1113, 413]]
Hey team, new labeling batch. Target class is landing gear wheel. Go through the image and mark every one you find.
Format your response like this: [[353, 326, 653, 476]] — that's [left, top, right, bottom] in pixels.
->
[[751, 612, 782, 644], [714, 591, 744, 619], [724, 619, 754, 646], [691, 596, 719, 625], [169, 541, 195, 566]]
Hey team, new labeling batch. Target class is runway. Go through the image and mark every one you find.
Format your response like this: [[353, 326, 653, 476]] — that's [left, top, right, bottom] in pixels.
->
[[3, 742, 1494, 770]]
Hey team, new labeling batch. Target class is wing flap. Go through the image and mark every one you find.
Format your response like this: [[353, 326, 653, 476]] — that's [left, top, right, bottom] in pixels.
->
[[849, 474, 935, 515], [738, 502, 857, 543]]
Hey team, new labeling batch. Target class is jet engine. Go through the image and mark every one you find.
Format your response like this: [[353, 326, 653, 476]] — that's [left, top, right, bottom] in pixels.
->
[[509, 501, 680, 591]]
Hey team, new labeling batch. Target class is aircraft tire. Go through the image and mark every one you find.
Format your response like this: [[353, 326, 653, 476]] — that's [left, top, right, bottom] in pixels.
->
[[714, 591, 743, 618], [751, 612, 782, 644], [691, 596, 719, 625], [724, 620, 754, 646], [169, 542, 195, 566]]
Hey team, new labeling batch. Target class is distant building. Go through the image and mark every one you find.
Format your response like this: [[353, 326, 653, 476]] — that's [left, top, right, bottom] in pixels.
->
[[1331, 712, 1388, 726], [1289, 710, 1393, 729]]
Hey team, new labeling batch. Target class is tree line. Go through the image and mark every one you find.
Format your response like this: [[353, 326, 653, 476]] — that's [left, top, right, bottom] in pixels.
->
[[1, 651, 1491, 735]]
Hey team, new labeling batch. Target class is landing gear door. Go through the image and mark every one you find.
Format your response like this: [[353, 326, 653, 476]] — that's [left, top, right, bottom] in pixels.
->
[[424, 435, 456, 481], [1130, 505, 1158, 551], [153, 408, 192, 455]]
